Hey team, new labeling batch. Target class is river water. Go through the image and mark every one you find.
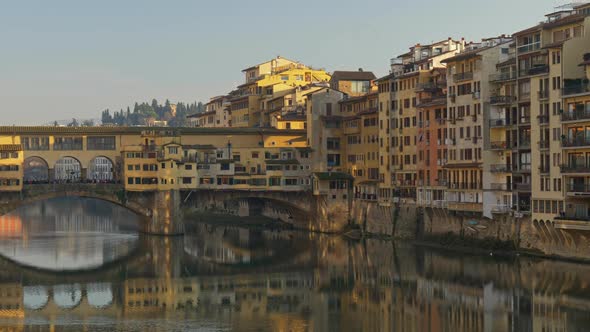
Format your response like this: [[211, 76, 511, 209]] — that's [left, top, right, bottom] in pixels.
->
[[0, 197, 589, 331]]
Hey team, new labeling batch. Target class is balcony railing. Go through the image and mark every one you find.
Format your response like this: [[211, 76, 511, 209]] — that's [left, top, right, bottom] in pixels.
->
[[518, 140, 531, 149], [519, 65, 549, 77], [538, 90, 549, 100], [539, 165, 550, 174], [491, 205, 512, 214], [453, 72, 474, 82], [490, 141, 507, 150], [490, 164, 512, 173], [537, 115, 549, 125], [517, 42, 541, 53], [554, 214, 590, 222], [538, 140, 550, 149], [447, 202, 483, 212], [514, 164, 532, 172], [448, 182, 483, 190], [490, 183, 510, 191], [567, 184, 590, 193], [489, 118, 509, 127], [489, 72, 517, 82], [561, 110, 590, 122], [514, 183, 531, 191], [490, 95, 517, 105], [562, 82, 590, 96], [562, 137, 590, 148], [560, 164, 590, 173]]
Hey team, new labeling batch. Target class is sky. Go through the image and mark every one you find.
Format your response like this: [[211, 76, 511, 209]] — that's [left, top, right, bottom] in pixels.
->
[[0, 0, 561, 124]]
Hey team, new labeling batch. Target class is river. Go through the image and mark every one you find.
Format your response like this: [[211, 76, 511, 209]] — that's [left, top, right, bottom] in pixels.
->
[[0, 197, 589, 331]]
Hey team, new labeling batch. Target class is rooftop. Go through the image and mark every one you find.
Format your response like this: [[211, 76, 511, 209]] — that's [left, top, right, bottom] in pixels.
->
[[330, 70, 376, 82]]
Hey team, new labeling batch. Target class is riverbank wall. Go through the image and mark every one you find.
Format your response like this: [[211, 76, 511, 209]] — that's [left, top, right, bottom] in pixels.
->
[[356, 200, 590, 261]]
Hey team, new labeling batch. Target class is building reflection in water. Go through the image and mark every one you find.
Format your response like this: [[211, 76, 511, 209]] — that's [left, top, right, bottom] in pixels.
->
[[0, 201, 590, 330]]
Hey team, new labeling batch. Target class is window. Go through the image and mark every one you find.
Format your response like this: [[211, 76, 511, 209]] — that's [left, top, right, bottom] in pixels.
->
[[168, 146, 179, 154], [53, 136, 83, 150], [87, 136, 116, 150], [327, 138, 340, 150], [327, 154, 341, 167], [350, 81, 370, 94], [182, 177, 192, 184]]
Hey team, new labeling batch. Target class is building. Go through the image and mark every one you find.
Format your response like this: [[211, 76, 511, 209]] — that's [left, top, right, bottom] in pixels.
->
[[506, 4, 590, 224], [230, 56, 331, 128], [329, 70, 376, 97], [386, 38, 466, 204], [188, 96, 230, 128], [442, 36, 512, 216], [0, 144, 23, 192]]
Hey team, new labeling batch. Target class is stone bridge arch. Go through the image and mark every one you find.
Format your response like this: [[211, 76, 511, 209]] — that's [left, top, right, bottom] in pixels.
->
[[23, 156, 50, 183]]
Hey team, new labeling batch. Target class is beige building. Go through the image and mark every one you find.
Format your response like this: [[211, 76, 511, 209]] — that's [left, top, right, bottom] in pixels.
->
[[443, 36, 512, 216]]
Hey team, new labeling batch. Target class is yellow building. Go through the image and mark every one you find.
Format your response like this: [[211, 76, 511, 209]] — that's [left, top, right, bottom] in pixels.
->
[[0, 127, 312, 194], [0, 144, 24, 191], [230, 56, 331, 128], [339, 92, 380, 200], [188, 96, 230, 128]]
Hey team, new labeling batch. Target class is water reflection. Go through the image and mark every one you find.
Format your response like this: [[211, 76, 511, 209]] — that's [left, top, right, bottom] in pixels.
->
[[0, 199, 590, 331], [0, 197, 139, 271]]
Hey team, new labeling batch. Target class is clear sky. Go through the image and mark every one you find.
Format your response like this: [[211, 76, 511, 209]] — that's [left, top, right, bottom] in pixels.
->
[[0, 0, 560, 124]]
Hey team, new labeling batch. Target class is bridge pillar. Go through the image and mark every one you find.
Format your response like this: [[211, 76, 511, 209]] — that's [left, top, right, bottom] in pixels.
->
[[142, 190, 185, 236]]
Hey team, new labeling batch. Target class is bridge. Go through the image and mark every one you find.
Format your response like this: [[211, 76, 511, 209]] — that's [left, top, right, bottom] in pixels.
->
[[0, 126, 351, 234]]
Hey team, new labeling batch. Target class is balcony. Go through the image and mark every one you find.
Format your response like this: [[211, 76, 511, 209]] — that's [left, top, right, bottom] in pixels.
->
[[415, 82, 442, 92], [453, 72, 474, 82], [491, 205, 512, 214], [490, 141, 507, 150], [514, 183, 531, 191], [489, 118, 509, 128], [562, 81, 590, 96], [519, 65, 549, 77], [567, 183, 590, 194], [517, 139, 531, 149], [448, 182, 482, 190], [537, 115, 549, 125], [515, 164, 532, 173], [562, 137, 590, 148], [490, 164, 512, 173], [490, 183, 510, 191], [539, 165, 550, 174], [489, 72, 517, 82], [517, 42, 541, 54], [561, 110, 590, 122], [538, 90, 549, 100], [490, 95, 517, 105], [538, 140, 549, 150], [560, 164, 590, 174], [447, 202, 483, 212]]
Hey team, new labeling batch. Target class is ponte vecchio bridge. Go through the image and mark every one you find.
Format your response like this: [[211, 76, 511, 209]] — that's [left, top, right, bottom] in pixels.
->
[[0, 126, 351, 235]]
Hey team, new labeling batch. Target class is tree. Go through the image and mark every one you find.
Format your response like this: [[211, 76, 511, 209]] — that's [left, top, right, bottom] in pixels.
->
[[68, 118, 79, 127], [82, 119, 94, 127]]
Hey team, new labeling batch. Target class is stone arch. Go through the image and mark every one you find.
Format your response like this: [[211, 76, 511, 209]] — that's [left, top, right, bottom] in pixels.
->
[[23, 156, 50, 183], [87, 156, 115, 182], [54, 156, 83, 182]]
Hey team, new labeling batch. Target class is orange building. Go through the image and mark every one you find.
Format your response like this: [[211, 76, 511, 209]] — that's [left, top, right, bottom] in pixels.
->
[[416, 68, 449, 207]]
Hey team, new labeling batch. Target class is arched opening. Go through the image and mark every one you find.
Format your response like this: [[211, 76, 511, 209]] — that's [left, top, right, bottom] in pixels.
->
[[23, 157, 49, 183], [87, 283, 114, 308], [53, 284, 82, 309], [87, 156, 114, 182], [54, 157, 82, 182], [23, 286, 50, 310]]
